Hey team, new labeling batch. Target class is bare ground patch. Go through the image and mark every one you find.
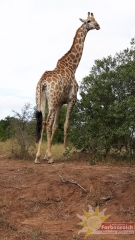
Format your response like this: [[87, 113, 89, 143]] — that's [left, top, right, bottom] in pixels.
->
[[0, 157, 135, 240]]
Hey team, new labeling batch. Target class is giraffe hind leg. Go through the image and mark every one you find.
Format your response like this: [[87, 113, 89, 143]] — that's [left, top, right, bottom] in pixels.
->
[[44, 110, 55, 163], [44, 106, 61, 163]]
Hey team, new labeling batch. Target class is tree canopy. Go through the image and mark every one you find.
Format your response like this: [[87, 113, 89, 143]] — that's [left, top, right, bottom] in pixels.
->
[[70, 37, 135, 159]]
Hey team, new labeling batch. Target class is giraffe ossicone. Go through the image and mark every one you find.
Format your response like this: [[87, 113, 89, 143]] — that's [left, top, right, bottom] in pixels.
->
[[35, 12, 100, 164]]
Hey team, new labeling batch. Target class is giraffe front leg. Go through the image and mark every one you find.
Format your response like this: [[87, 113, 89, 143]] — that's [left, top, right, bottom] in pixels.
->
[[64, 99, 76, 150], [44, 149, 54, 163], [50, 106, 61, 144]]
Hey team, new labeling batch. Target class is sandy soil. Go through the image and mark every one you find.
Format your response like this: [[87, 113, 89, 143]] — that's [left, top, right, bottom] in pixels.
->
[[0, 157, 135, 240]]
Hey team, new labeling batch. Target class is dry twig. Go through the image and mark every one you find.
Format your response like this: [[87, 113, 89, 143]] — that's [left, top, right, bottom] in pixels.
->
[[57, 174, 87, 192]]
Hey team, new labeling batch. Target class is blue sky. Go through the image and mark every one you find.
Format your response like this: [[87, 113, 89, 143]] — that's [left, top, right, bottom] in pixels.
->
[[0, 0, 135, 119]]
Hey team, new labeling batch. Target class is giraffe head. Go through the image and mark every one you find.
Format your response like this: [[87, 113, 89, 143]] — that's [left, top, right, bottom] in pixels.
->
[[80, 12, 100, 31]]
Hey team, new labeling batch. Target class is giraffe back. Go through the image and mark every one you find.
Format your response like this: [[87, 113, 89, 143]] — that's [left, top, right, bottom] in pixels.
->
[[36, 68, 78, 111]]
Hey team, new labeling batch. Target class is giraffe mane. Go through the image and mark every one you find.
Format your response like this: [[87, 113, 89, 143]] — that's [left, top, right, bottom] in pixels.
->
[[56, 26, 82, 66]]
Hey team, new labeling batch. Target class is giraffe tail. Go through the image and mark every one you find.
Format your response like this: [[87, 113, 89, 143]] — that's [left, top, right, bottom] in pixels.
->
[[36, 81, 47, 142], [36, 110, 42, 142]]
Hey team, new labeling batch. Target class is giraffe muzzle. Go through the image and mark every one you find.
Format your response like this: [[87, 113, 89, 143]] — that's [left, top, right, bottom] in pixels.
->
[[96, 24, 100, 30]]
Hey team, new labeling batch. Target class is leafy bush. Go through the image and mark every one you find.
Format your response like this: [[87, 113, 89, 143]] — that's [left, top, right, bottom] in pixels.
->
[[9, 103, 36, 159]]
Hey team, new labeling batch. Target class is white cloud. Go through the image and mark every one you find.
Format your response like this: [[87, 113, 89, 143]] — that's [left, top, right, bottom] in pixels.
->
[[0, 95, 34, 120], [0, 0, 135, 119]]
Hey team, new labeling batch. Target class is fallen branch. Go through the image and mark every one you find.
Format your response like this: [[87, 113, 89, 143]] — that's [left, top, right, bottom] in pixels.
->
[[100, 196, 112, 203], [57, 174, 87, 192]]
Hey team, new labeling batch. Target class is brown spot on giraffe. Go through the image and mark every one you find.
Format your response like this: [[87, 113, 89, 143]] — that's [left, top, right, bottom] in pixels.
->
[[35, 12, 100, 164]]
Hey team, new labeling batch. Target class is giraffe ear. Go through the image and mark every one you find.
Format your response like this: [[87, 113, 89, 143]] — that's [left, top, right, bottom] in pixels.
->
[[79, 18, 86, 23]]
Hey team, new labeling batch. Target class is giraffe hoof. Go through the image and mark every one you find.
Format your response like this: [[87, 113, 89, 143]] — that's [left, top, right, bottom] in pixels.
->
[[48, 158, 54, 164], [44, 155, 47, 161], [34, 158, 40, 164], [34, 161, 40, 164]]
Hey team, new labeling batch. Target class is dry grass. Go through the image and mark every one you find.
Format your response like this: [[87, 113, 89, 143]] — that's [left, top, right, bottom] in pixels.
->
[[0, 139, 36, 159], [1, 140, 135, 166], [0, 140, 69, 161], [40, 142, 64, 160], [0, 140, 12, 157]]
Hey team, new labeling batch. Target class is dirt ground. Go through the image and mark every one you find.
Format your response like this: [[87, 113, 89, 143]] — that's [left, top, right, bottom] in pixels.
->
[[0, 156, 135, 240]]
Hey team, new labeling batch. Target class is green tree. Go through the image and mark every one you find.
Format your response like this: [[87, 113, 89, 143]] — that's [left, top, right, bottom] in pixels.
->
[[53, 105, 67, 143], [70, 37, 135, 160], [0, 116, 13, 141]]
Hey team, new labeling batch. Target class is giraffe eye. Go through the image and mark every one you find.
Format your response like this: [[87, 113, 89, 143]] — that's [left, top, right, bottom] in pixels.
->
[[87, 20, 91, 23]]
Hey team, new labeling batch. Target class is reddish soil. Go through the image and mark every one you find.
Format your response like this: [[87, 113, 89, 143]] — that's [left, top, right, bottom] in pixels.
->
[[0, 157, 135, 240]]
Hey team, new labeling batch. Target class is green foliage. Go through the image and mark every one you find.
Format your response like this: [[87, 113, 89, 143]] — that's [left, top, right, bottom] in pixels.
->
[[0, 116, 13, 141], [70, 37, 135, 161], [0, 104, 67, 152], [63, 146, 72, 161], [54, 105, 67, 143]]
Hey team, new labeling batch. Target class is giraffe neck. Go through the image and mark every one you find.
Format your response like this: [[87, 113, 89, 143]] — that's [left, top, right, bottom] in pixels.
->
[[56, 25, 88, 73]]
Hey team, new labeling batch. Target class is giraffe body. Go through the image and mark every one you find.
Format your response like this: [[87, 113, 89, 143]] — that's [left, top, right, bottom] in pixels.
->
[[35, 12, 100, 163]]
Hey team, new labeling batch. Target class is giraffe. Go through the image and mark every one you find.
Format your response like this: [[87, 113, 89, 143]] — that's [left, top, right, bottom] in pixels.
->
[[35, 12, 100, 164]]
